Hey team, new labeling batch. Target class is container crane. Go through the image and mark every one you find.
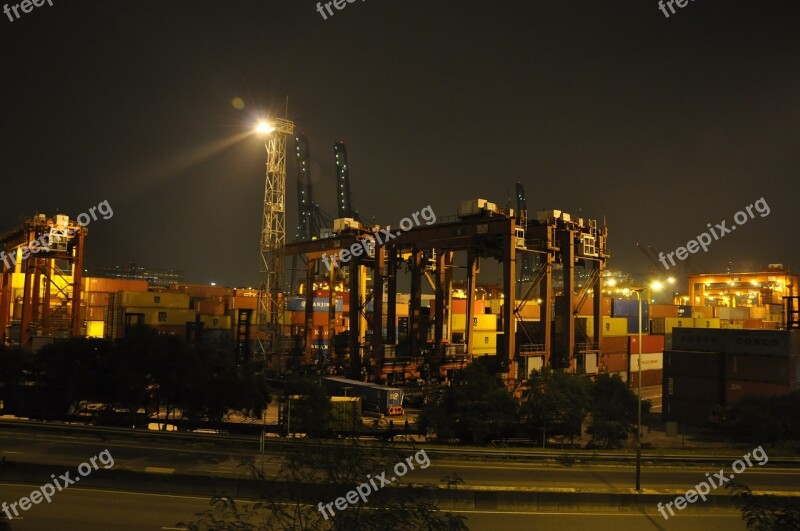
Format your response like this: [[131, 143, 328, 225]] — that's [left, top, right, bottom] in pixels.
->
[[516, 182, 533, 281], [334, 142, 358, 221]]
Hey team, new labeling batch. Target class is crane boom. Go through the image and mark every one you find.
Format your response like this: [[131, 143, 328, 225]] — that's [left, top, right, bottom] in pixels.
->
[[516, 181, 533, 280], [334, 142, 356, 219]]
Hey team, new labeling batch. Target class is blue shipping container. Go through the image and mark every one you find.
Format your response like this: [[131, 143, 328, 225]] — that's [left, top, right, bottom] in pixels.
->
[[613, 299, 648, 318], [287, 297, 343, 312]]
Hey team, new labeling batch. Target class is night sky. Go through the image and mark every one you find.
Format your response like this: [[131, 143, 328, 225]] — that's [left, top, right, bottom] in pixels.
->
[[2, 1, 798, 288]]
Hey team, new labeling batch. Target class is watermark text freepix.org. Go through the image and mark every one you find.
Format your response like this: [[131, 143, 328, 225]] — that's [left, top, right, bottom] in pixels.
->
[[0, 199, 113, 271], [321, 205, 436, 272], [659, 197, 770, 270], [317, 449, 430, 519], [2, 449, 115, 519], [3, 0, 54, 23], [316, 0, 365, 21], [657, 445, 768, 520], [657, 0, 697, 19]]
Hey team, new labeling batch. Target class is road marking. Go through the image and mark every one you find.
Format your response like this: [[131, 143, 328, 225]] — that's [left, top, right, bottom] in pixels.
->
[[145, 466, 175, 474], [2, 450, 23, 454]]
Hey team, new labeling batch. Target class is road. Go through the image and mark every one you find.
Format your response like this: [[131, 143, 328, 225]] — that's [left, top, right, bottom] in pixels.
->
[[0, 484, 746, 531], [0, 431, 796, 492]]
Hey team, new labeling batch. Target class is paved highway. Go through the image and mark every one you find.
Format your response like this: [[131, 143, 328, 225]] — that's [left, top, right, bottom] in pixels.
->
[[1, 431, 796, 493], [0, 484, 747, 531]]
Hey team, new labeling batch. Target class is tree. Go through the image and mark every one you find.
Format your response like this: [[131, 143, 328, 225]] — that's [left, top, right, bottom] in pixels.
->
[[728, 482, 800, 530], [523, 367, 590, 446], [283, 376, 334, 438], [726, 391, 800, 444], [419, 364, 517, 444], [179, 440, 468, 531], [586, 373, 644, 449]]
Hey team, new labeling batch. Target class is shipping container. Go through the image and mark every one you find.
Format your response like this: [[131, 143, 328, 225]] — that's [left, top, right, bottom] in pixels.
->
[[84, 277, 148, 293], [651, 304, 679, 318], [630, 368, 662, 387], [694, 318, 721, 329], [121, 291, 190, 309], [329, 396, 362, 432], [677, 305, 692, 317], [725, 380, 797, 406], [749, 307, 766, 320], [195, 300, 225, 316], [602, 335, 628, 354], [630, 352, 663, 371], [612, 298, 647, 318], [725, 354, 799, 384], [692, 306, 714, 319], [452, 313, 498, 332], [576, 316, 628, 337], [471, 331, 498, 354], [574, 296, 611, 317], [664, 374, 723, 403], [664, 350, 723, 378], [450, 299, 486, 315], [519, 355, 545, 377], [671, 328, 723, 352], [628, 335, 665, 354], [724, 330, 800, 357], [86, 306, 105, 321], [175, 284, 234, 299], [742, 319, 764, 329], [288, 297, 343, 313], [199, 314, 232, 330], [86, 321, 104, 338], [322, 377, 403, 415], [123, 307, 196, 326], [651, 317, 695, 335], [231, 296, 258, 310], [626, 314, 649, 334], [86, 292, 110, 306], [602, 352, 628, 372]]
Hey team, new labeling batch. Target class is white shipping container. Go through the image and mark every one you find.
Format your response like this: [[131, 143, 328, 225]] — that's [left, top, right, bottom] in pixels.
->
[[630, 352, 663, 371]]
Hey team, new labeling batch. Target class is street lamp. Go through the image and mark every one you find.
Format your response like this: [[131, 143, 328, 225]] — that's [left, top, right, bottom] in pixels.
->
[[633, 281, 663, 491]]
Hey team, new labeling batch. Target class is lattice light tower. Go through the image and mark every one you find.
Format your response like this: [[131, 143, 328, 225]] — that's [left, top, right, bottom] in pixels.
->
[[255, 117, 295, 367]]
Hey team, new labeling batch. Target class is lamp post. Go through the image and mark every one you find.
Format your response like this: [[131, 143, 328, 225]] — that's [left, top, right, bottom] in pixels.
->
[[632, 287, 646, 491], [632, 281, 665, 491]]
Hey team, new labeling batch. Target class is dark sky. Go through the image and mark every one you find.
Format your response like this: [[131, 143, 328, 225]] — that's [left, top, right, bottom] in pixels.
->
[[2, 1, 798, 288]]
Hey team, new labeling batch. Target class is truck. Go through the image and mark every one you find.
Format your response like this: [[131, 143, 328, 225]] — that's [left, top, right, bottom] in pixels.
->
[[322, 376, 404, 416]]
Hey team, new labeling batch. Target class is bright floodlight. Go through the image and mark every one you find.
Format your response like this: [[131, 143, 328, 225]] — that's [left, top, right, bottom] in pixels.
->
[[651, 281, 664, 291], [667, 277, 676, 284], [255, 121, 275, 135]]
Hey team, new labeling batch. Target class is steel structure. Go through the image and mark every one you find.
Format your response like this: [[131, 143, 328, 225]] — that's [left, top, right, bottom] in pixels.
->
[[334, 142, 357, 220], [255, 117, 295, 366], [0, 214, 87, 348], [283, 202, 609, 384]]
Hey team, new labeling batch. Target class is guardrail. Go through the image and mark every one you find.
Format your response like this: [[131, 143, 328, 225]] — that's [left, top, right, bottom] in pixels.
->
[[2, 419, 799, 465]]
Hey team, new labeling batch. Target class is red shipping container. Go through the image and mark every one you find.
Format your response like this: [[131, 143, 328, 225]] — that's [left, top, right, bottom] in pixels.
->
[[602, 352, 628, 372], [725, 354, 798, 384], [602, 335, 628, 354], [664, 350, 722, 378], [628, 335, 665, 354], [630, 369, 662, 388], [725, 380, 796, 406], [664, 374, 722, 403]]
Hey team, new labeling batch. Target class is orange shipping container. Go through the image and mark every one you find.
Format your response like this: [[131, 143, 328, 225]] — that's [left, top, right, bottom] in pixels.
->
[[575, 296, 611, 317], [602, 352, 628, 372], [84, 277, 149, 293], [450, 300, 485, 315], [602, 335, 628, 354], [630, 369, 662, 388], [195, 300, 225, 315], [87, 306, 105, 321], [86, 292, 110, 306], [725, 380, 796, 405], [231, 296, 258, 310], [743, 319, 764, 329], [650, 304, 679, 318]]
